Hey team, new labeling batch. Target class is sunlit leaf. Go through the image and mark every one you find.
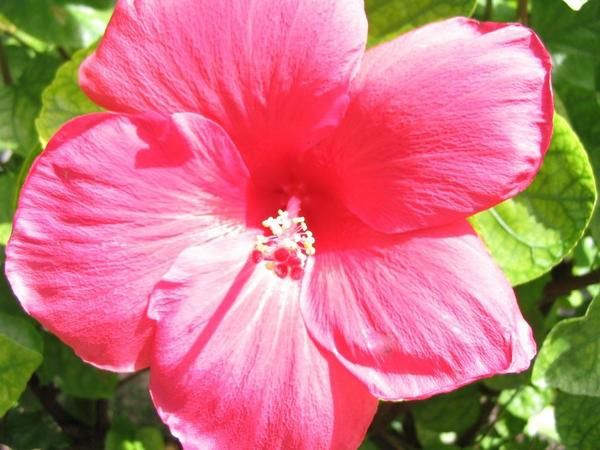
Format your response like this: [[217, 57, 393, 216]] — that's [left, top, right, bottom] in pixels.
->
[[0, 0, 112, 49], [106, 419, 165, 450], [365, 0, 477, 45], [533, 296, 600, 396], [0, 53, 60, 155], [499, 386, 554, 420], [471, 114, 597, 285], [36, 43, 102, 145], [0, 312, 43, 417]]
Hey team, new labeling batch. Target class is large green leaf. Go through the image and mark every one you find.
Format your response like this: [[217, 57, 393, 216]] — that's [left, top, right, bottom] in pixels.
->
[[555, 392, 600, 450], [412, 385, 481, 433], [532, 0, 600, 148], [0, 408, 70, 450], [471, 114, 597, 285], [532, 0, 599, 64], [365, 0, 477, 45], [0, 312, 43, 417], [533, 296, 600, 396], [0, 0, 112, 49], [36, 43, 102, 145], [532, 0, 600, 244], [0, 53, 60, 155], [38, 333, 118, 400]]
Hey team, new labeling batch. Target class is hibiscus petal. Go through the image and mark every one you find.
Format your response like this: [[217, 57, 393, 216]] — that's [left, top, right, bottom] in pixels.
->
[[6, 112, 248, 371], [301, 219, 536, 400], [80, 0, 367, 175], [149, 234, 377, 450], [321, 18, 553, 233]]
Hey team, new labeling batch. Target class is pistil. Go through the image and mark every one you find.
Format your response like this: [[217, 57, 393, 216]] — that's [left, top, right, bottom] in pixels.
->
[[252, 197, 315, 280]]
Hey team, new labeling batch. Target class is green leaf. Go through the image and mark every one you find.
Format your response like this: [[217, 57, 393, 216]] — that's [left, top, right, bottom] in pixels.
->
[[0, 85, 18, 150], [59, 395, 98, 427], [0, 53, 60, 155], [0, 1, 112, 49], [473, 0, 519, 22], [499, 386, 553, 420], [105, 419, 165, 450], [483, 372, 529, 391], [38, 333, 118, 399], [365, 0, 477, 45], [533, 0, 600, 201], [0, 40, 33, 84], [555, 392, 600, 450], [358, 440, 379, 450], [0, 312, 43, 417], [532, 0, 599, 64], [0, 407, 70, 450], [423, 446, 461, 450], [533, 296, 600, 396], [0, 263, 20, 316], [412, 385, 481, 433], [0, 155, 18, 246], [500, 436, 549, 450], [36, 43, 102, 145], [471, 114, 597, 285]]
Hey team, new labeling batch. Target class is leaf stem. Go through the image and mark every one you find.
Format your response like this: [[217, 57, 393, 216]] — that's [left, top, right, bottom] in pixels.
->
[[0, 25, 34, 53], [456, 389, 498, 446], [476, 388, 521, 443], [28, 375, 74, 427], [0, 37, 13, 85], [57, 45, 71, 61], [517, 0, 529, 25]]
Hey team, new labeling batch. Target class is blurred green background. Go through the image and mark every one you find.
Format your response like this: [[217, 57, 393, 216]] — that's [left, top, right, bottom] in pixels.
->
[[1, 0, 600, 449]]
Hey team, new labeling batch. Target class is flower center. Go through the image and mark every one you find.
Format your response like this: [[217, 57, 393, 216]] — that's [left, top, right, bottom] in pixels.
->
[[251, 197, 315, 280]]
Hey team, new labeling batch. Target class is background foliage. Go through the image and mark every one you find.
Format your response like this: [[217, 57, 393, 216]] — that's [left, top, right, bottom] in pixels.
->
[[0, 0, 599, 449]]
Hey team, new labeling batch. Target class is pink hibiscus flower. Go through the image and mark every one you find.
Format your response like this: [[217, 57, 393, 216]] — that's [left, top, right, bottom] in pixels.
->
[[5, 0, 553, 448]]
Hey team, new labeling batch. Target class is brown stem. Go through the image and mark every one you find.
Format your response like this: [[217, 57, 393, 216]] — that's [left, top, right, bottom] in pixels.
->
[[28, 375, 75, 427], [540, 267, 600, 313], [57, 46, 71, 61], [476, 389, 521, 443], [517, 0, 529, 25], [28, 376, 107, 449], [456, 392, 498, 447], [0, 38, 13, 85]]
